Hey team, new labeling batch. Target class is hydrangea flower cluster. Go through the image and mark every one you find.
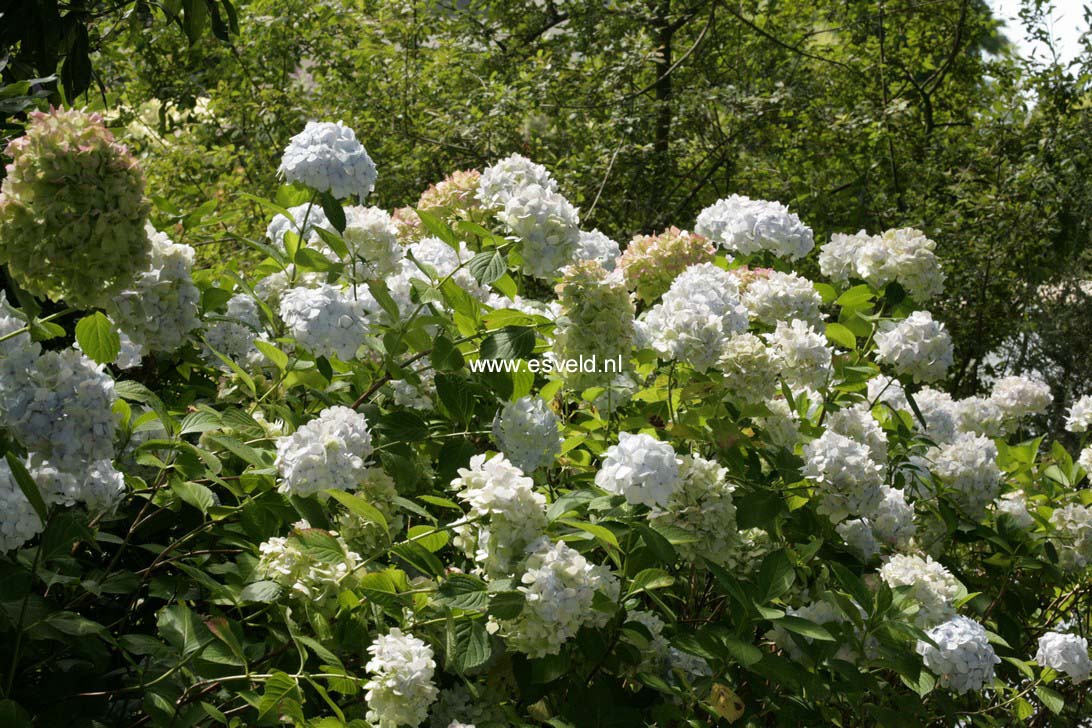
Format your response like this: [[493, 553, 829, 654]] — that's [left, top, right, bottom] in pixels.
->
[[501, 538, 620, 657], [1049, 503, 1092, 571], [0, 349, 118, 471], [826, 403, 888, 464], [819, 228, 945, 301], [0, 292, 41, 381], [109, 225, 201, 353], [257, 529, 363, 603], [279, 284, 370, 360], [417, 169, 482, 216], [650, 454, 739, 566], [738, 269, 823, 327], [450, 454, 548, 577], [274, 406, 374, 496], [0, 108, 151, 307], [491, 396, 562, 472], [552, 260, 635, 390], [873, 311, 953, 383], [498, 183, 581, 279], [768, 599, 862, 663], [0, 460, 45, 552], [717, 333, 780, 404], [278, 121, 377, 200], [1035, 632, 1091, 682], [695, 195, 814, 260], [916, 616, 1000, 693], [987, 375, 1052, 428], [204, 293, 265, 367], [573, 229, 621, 271], [343, 205, 405, 278], [617, 227, 715, 302], [1065, 394, 1092, 433], [266, 203, 334, 248], [595, 432, 681, 508], [639, 262, 749, 372], [32, 458, 126, 513], [927, 433, 1001, 520], [477, 154, 557, 210], [764, 319, 833, 390], [880, 554, 961, 627], [995, 490, 1035, 528], [364, 629, 438, 728], [802, 430, 884, 522], [871, 485, 916, 548]]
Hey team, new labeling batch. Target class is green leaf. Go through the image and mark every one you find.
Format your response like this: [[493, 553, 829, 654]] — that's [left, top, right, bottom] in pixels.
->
[[4, 454, 47, 524], [559, 519, 620, 550], [408, 524, 449, 552], [488, 591, 526, 620], [438, 574, 490, 610], [320, 192, 346, 232], [254, 339, 290, 372], [376, 410, 430, 443], [446, 619, 491, 673], [157, 603, 207, 657], [0, 699, 32, 727], [295, 529, 347, 564], [825, 322, 856, 349], [258, 671, 302, 721], [391, 540, 445, 577], [479, 326, 536, 360], [239, 580, 283, 603], [468, 250, 507, 285], [628, 568, 675, 595], [171, 480, 215, 514], [327, 490, 389, 533], [435, 373, 475, 423], [772, 615, 836, 641], [757, 550, 795, 603], [1036, 685, 1064, 714], [415, 208, 457, 245], [75, 312, 120, 365]]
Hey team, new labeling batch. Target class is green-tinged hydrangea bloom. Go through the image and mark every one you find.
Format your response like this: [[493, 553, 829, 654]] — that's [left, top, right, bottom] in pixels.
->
[[552, 260, 635, 391], [417, 169, 482, 218], [617, 226, 715, 303], [0, 108, 151, 308]]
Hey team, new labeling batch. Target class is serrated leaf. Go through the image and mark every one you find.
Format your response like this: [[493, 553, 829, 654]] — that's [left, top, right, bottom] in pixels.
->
[[437, 574, 489, 610], [446, 619, 491, 673], [825, 322, 856, 349], [75, 312, 120, 364], [327, 490, 389, 533], [773, 616, 836, 641], [254, 339, 289, 372], [468, 250, 507, 285], [479, 326, 535, 360], [172, 480, 215, 514]]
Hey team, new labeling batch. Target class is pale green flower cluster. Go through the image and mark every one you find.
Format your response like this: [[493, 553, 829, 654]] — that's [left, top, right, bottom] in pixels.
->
[[0, 109, 151, 308], [552, 260, 635, 390], [617, 226, 715, 303]]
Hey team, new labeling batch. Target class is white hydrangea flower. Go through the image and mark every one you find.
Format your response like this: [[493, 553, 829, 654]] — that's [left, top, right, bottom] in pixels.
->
[[590, 372, 640, 414], [0, 460, 44, 552], [826, 403, 888, 464], [278, 121, 377, 200], [716, 333, 780, 404], [910, 387, 959, 445], [573, 229, 621, 271], [342, 205, 405, 278], [1080, 446, 1092, 475], [818, 231, 869, 283], [867, 375, 908, 412], [952, 395, 1006, 439], [916, 616, 1000, 693], [31, 458, 126, 513], [1036, 632, 1091, 682], [1049, 503, 1092, 571], [0, 292, 40, 385], [639, 263, 748, 372], [404, 237, 487, 301], [625, 610, 672, 671], [667, 647, 713, 681], [768, 599, 873, 664], [650, 454, 739, 566], [872, 486, 916, 548], [478, 154, 557, 210], [756, 397, 802, 450], [988, 375, 1051, 429], [695, 195, 814, 259], [856, 228, 945, 301], [1066, 394, 1092, 433], [492, 396, 562, 472], [279, 283, 370, 360], [595, 432, 681, 508], [451, 453, 548, 578], [880, 554, 961, 627], [499, 184, 580, 279], [501, 538, 620, 657], [740, 270, 823, 327], [874, 311, 953, 383], [764, 319, 833, 391], [802, 430, 884, 523], [837, 519, 879, 561], [257, 530, 363, 603], [108, 225, 201, 353], [274, 406, 374, 496], [365, 628, 438, 728], [1, 349, 118, 471], [928, 433, 1001, 521], [251, 269, 326, 306], [392, 362, 437, 410], [428, 684, 505, 728], [996, 490, 1035, 529], [115, 331, 144, 369], [266, 203, 334, 249], [204, 293, 265, 366]]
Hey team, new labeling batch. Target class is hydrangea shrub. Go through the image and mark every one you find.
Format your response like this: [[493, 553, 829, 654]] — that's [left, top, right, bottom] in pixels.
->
[[0, 122, 1089, 727]]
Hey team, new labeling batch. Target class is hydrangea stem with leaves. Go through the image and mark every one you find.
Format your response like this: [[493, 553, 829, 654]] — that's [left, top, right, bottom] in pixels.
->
[[0, 111, 1089, 726]]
